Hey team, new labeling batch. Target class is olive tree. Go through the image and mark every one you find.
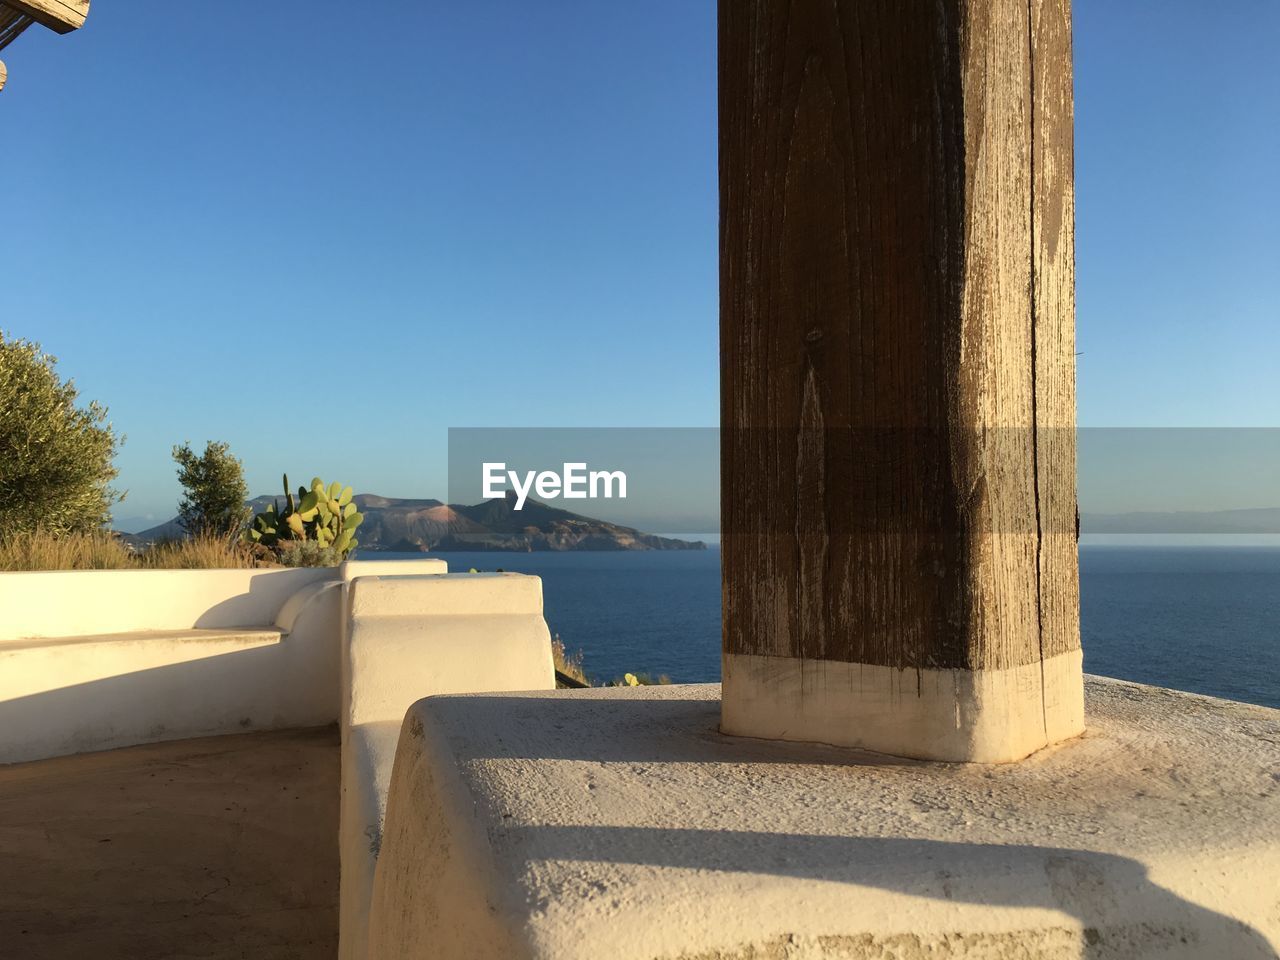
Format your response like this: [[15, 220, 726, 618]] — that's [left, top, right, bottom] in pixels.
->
[[0, 333, 123, 534], [172, 440, 249, 537]]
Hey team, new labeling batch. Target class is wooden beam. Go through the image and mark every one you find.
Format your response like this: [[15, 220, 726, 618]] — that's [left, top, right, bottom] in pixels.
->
[[0, 8, 34, 51], [3, 0, 88, 35], [719, 0, 1083, 762]]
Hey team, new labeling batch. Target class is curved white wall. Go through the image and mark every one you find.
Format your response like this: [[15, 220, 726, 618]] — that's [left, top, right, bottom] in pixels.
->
[[0, 559, 450, 764], [0, 568, 332, 640]]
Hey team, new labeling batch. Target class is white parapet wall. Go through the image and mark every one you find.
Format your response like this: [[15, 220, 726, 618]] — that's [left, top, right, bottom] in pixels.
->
[[0, 558, 449, 764], [0, 567, 333, 639], [367, 678, 1280, 960], [339, 572, 556, 960]]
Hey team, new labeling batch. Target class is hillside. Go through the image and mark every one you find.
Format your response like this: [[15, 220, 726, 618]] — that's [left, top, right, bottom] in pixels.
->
[[131, 492, 705, 552]]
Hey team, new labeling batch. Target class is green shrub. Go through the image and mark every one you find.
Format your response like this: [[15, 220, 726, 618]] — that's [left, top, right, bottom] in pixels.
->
[[173, 441, 250, 537], [0, 333, 122, 534], [276, 540, 341, 568], [609, 671, 672, 687]]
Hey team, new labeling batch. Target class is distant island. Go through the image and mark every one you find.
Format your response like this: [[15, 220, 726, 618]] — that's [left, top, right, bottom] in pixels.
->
[[130, 492, 706, 552], [125, 501, 1280, 549], [1080, 507, 1280, 535]]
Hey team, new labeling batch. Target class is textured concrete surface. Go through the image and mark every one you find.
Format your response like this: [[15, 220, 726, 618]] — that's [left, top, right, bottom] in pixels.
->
[[369, 677, 1280, 959], [0, 726, 339, 960]]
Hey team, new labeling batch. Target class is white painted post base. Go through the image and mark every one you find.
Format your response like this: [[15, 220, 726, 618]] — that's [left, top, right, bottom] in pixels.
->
[[721, 649, 1085, 763]]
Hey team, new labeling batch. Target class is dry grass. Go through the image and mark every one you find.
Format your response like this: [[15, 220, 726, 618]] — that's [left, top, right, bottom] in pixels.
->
[[0, 529, 134, 571], [551, 634, 591, 687], [0, 529, 260, 571], [136, 532, 257, 569]]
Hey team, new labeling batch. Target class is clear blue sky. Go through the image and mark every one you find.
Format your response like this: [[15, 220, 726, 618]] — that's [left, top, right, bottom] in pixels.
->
[[2, 1, 1276, 527]]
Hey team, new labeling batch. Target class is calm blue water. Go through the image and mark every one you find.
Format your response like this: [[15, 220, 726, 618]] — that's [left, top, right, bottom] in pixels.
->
[[361, 546, 1279, 708], [1080, 546, 1280, 708]]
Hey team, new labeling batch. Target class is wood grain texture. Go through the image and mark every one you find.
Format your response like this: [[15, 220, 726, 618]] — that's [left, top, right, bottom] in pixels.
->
[[0, 9, 34, 51], [2, 0, 87, 35], [720, 0, 1078, 673]]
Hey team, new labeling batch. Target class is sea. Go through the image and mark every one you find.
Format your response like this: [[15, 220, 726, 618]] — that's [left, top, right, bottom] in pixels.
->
[[359, 544, 1280, 709]]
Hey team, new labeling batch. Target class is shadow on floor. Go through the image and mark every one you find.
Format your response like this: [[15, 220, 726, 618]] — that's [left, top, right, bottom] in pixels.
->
[[0, 726, 339, 960]]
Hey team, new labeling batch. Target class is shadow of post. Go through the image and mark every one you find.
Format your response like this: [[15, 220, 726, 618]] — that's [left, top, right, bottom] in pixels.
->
[[505, 826, 1276, 958], [403, 690, 1278, 958]]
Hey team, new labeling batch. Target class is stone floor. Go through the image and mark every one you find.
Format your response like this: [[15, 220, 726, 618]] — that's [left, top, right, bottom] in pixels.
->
[[0, 726, 339, 960]]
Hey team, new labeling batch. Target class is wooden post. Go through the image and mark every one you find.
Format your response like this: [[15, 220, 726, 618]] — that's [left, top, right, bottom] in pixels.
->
[[719, 0, 1083, 762]]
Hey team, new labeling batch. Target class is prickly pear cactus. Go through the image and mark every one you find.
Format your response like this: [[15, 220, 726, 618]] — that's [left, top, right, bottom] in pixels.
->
[[302, 477, 362, 556], [243, 473, 363, 560]]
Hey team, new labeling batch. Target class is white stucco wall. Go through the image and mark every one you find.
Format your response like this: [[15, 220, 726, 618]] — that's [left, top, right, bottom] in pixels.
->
[[0, 567, 333, 640], [0, 560, 449, 765], [339, 572, 555, 960], [0, 568, 347, 764]]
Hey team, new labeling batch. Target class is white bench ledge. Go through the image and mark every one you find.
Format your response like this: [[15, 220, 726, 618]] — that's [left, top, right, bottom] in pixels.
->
[[368, 677, 1280, 960], [0, 626, 284, 652], [0, 567, 335, 639], [0, 586, 341, 766]]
